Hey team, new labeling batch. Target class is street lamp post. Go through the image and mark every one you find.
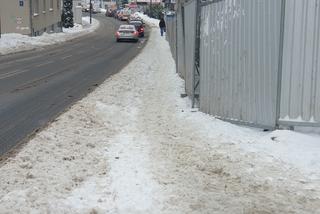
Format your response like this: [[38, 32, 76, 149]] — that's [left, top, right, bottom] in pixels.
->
[[89, 0, 92, 24], [149, 0, 152, 17]]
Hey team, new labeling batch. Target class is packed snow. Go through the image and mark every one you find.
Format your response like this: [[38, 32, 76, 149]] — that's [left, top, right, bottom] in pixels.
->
[[0, 14, 320, 213], [0, 17, 99, 55], [100, 8, 107, 13]]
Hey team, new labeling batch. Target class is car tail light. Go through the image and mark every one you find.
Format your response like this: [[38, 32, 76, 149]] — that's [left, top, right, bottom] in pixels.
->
[[116, 32, 120, 37], [133, 31, 138, 36]]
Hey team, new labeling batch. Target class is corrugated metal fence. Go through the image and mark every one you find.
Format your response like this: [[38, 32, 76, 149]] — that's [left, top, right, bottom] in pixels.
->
[[279, 0, 320, 126], [165, 15, 177, 62], [183, 0, 197, 97], [166, 0, 320, 129], [200, 0, 282, 128], [176, 7, 186, 79]]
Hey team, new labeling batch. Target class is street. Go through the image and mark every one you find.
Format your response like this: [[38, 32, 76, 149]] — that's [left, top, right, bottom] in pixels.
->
[[0, 14, 147, 156]]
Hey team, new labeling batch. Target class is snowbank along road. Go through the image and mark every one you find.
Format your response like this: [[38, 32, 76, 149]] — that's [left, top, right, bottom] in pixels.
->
[[0, 14, 148, 156]]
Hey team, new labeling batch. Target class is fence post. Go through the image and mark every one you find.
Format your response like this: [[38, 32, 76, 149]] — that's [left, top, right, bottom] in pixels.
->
[[192, 0, 201, 108], [175, 11, 178, 74], [275, 0, 286, 129]]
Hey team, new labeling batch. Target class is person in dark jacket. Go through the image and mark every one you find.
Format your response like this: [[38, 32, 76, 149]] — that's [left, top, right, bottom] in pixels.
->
[[159, 18, 166, 36]]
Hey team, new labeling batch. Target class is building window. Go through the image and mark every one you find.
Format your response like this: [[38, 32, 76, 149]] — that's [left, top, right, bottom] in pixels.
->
[[43, 0, 46, 12], [33, 0, 40, 15]]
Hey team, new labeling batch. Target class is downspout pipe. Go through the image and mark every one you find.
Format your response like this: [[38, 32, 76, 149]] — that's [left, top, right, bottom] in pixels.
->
[[29, 0, 34, 36], [275, 0, 286, 128]]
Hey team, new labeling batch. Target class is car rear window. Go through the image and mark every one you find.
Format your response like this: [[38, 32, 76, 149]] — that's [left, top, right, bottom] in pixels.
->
[[119, 25, 135, 30], [129, 21, 142, 27]]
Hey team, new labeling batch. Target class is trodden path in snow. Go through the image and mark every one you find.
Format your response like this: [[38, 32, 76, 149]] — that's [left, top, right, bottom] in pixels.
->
[[0, 27, 320, 213]]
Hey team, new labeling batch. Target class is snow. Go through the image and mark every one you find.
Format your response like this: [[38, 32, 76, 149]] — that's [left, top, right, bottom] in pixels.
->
[[0, 14, 320, 213], [243, 130, 320, 176], [99, 8, 107, 13], [0, 17, 99, 55], [134, 12, 160, 27]]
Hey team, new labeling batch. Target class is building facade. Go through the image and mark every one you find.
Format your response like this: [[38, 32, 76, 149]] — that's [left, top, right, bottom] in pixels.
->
[[0, 0, 62, 36]]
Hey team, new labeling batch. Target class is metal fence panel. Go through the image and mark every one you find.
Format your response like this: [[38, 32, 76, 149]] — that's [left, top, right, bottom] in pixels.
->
[[184, 0, 197, 96], [165, 15, 177, 62], [177, 9, 186, 79], [279, 0, 320, 126], [199, 0, 282, 128]]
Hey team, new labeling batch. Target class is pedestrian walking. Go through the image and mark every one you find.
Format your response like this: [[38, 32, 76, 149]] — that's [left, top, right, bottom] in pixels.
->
[[159, 18, 166, 37]]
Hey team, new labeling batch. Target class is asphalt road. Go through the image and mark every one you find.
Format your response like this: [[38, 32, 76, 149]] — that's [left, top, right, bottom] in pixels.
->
[[0, 14, 148, 156]]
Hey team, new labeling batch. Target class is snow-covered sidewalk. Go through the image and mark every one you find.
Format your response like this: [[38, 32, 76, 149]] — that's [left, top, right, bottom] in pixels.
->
[[0, 17, 99, 55], [0, 16, 320, 213]]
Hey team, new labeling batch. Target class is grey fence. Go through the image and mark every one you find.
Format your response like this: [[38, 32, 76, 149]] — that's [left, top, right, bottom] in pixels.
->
[[165, 15, 177, 62], [176, 6, 186, 79], [200, 0, 282, 128], [279, 0, 320, 127], [166, 0, 320, 129], [183, 0, 197, 97]]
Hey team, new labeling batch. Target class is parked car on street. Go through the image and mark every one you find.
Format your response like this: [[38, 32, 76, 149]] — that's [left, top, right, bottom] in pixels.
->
[[128, 17, 144, 25], [114, 10, 120, 19], [91, 8, 98, 14], [115, 25, 139, 42], [121, 11, 131, 21], [128, 20, 145, 37], [105, 9, 115, 17], [82, 6, 89, 12]]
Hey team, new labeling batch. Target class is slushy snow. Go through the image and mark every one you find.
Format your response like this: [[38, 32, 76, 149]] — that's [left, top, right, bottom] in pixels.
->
[[0, 17, 99, 55], [0, 15, 320, 214]]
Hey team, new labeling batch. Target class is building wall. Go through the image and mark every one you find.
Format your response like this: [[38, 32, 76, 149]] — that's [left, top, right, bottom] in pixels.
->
[[31, 0, 62, 35], [0, 0, 31, 35], [0, 0, 62, 35]]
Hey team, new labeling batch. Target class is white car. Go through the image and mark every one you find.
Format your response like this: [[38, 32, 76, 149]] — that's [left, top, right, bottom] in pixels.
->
[[115, 25, 139, 42]]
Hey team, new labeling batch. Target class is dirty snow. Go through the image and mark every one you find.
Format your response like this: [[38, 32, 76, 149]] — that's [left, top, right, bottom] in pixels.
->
[[0, 17, 99, 55], [0, 15, 320, 214]]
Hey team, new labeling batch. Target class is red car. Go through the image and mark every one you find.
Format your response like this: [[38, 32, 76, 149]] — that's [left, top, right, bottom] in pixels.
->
[[129, 20, 144, 37]]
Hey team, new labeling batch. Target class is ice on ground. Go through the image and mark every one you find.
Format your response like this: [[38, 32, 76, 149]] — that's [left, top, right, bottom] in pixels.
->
[[0, 17, 99, 55], [0, 15, 320, 213]]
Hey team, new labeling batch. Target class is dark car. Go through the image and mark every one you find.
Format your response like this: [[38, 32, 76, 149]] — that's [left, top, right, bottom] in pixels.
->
[[105, 9, 115, 17], [128, 20, 144, 37]]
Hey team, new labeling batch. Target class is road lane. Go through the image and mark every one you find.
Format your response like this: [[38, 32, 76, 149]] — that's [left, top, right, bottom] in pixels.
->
[[0, 14, 148, 156]]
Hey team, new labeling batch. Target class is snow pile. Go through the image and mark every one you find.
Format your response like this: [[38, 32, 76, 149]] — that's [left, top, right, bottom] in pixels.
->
[[0, 21, 320, 213], [247, 130, 320, 176], [0, 17, 99, 55], [99, 8, 107, 13], [134, 12, 160, 27]]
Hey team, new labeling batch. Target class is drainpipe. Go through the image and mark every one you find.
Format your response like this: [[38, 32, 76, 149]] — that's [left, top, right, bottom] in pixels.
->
[[275, 0, 286, 128], [29, 0, 34, 36]]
